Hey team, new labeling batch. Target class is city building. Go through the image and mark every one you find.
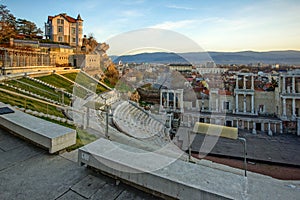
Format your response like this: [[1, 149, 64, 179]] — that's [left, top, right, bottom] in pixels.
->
[[168, 64, 193, 73], [176, 70, 300, 136], [45, 13, 83, 47]]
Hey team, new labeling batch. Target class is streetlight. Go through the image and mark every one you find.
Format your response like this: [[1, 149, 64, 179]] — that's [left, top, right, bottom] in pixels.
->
[[83, 100, 111, 139], [55, 88, 65, 104]]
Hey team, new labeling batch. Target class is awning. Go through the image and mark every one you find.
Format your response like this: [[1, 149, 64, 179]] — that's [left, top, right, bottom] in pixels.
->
[[192, 122, 238, 140]]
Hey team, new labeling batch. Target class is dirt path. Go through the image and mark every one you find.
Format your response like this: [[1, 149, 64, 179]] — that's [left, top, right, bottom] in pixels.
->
[[193, 154, 300, 180]]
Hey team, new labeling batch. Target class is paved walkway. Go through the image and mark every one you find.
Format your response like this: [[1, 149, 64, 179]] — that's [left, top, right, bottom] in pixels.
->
[[0, 128, 161, 200], [189, 129, 300, 166]]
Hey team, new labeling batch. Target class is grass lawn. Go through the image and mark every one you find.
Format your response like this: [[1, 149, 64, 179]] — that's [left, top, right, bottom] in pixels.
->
[[62, 72, 78, 82], [6, 78, 71, 105], [36, 74, 74, 94], [0, 72, 106, 151], [0, 90, 65, 118], [64, 72, 107, 94]]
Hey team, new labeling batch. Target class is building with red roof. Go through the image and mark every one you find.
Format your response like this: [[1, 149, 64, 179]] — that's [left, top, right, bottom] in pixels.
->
[[45, 13, 83, 47]]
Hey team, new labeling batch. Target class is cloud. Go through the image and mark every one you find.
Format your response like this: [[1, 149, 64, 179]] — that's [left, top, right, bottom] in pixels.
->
[[167, 5, 195, 10], [150, 20, 196, 30], [121, 0, 145, 5], [121, 10, 144, 17]]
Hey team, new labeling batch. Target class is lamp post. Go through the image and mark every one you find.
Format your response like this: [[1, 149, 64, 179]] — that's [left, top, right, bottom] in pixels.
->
[[83, 100, 111, 139], [55, 88, 65, 104]]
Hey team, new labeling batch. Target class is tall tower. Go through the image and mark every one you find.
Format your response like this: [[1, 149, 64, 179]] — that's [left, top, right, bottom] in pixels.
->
[[76, 14, 83, 47]]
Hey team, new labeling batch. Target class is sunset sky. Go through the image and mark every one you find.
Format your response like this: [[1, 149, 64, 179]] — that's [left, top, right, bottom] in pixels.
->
[[2, 0, 300, 54]]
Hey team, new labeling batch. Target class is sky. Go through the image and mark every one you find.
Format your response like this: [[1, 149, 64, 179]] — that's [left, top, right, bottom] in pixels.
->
[[2, 0, 300, 55]]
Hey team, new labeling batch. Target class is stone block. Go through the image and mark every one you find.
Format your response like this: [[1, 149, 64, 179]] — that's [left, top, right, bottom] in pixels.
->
[[0, 105, 76, 154]]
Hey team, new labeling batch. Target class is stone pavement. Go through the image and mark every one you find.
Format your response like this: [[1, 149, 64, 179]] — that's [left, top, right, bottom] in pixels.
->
[[0, 128, 161, 200], [190, 129, 300, 166]]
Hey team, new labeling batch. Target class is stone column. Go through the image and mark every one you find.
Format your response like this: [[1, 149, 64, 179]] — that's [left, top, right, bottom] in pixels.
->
[[216, 98, 219, 112], [251, 95, 255, 114], [17, 53, 20, 66], [268, 122, 273, 136], [180, 89, 184, 113], [236, 119, 239, 128], [235, 94, 239, 113], [243, 94, 247, 113], [282, 98, 287, 117], [10, 52, 13, 67], [247, 121, 250, 130], [243, 76, 246, 89], [160, 90, 163, 109], [292, 76, 295, 93], [167, 92, 169, 108], [274, 123, 277, 134], [292, 98, 296, 118], [4, 50, 7, 68], [252, 121, 257, 134], [173, 91, 176, 110], [282, 76, 286, 93], [251, 75, 254, 90], [280, 122, 283, 134], [236, 75, 239, 89], [261, 122, 264, 132]]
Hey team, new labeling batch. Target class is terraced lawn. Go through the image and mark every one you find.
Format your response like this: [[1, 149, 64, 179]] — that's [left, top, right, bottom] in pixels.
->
[[63, 72, 107, 94], [36, 74, 74, 93], [0, 89, 65, 117], [0, 72, 107, 151], [6, 78, 70, 105], [62, 72, 78, 82]]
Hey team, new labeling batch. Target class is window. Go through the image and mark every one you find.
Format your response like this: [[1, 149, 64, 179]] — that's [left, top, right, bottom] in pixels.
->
[[223, 101, 230, 110], [58, 26, 63, 33], [57, 19, 64, 24], [71, 27, 76, 34], [72, 38, 76, 42], [259, 105, 264, 113], [58, 36, 63, 42]]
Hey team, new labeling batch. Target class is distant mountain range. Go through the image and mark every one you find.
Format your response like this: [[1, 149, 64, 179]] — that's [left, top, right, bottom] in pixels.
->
[[110, 50, 300, 65]]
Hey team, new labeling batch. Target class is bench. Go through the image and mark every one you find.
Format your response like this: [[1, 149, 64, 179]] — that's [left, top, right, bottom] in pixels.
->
[[0, 105, 76, 154]]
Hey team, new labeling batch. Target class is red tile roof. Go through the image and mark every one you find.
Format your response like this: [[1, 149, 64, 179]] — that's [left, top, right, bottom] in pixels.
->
[[255, 88, 265, 91], [64, 15, 76, 23], [48, 14, 79, 23], [218, 90, 233, 95]]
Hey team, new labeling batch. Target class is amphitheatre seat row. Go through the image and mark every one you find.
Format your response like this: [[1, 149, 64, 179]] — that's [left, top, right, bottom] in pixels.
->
[[113, 101, 168, 145]]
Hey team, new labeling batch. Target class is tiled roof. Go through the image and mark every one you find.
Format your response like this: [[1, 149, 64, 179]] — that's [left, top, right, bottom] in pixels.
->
[[48, 13, 80, 23], [218, 90, 233, 95], [64, 15, 77, 23]]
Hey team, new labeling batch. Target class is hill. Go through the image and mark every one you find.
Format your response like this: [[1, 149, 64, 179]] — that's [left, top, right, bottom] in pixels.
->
[[111, 50, 300, 65]]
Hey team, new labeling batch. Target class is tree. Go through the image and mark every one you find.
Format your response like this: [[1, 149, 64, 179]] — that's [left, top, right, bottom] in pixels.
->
[[0, 4, 16, 42], [16, 18, 43, 38], [271, 77, 278, 88]]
